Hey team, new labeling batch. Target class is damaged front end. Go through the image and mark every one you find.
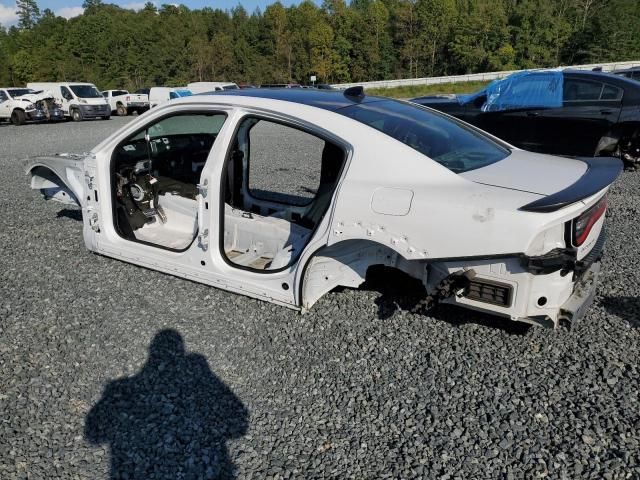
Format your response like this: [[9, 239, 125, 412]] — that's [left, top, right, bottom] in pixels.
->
[[18, 92, 64, 122]]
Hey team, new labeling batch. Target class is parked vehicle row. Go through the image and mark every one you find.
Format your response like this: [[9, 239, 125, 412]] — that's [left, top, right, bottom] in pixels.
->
[[1, 80, 335, 125]]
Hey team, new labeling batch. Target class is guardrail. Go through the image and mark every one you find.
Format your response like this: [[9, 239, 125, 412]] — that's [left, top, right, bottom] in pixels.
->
[[331, 60, 640, 90]]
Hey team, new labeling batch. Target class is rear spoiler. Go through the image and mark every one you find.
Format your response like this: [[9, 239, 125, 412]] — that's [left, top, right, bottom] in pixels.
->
[[520, 157, 622, 213]]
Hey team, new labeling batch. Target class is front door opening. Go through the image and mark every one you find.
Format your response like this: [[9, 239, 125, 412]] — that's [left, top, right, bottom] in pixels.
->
[[221, 117, 345, 271], [112, 112, 226, 250]]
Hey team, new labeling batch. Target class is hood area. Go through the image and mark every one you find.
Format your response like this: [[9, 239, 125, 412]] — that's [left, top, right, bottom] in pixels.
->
[[16, 91, 54, 103], [460, 150, 588, 196]]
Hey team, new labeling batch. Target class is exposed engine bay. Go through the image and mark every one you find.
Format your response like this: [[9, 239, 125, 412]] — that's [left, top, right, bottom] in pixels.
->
[[18, 90, 63, 121]]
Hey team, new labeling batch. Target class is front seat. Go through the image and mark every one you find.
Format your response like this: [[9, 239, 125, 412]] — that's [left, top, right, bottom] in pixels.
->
[[301, 142, 344, 228]]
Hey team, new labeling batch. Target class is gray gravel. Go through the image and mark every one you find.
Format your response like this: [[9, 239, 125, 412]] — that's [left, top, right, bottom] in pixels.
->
[[1, 118, 640, 479]]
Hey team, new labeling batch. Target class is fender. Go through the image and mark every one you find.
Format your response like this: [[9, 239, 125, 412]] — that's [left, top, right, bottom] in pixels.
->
[[26, 155, 88, 207], [300, 240, 425, 310]]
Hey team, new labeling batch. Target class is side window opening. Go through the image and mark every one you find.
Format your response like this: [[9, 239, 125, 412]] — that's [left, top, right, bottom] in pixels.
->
[[112, 112, 226, 251], [221, 117, 346, 271]]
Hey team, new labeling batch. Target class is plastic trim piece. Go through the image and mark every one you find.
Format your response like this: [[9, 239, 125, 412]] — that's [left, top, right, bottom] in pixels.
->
[[519, 157, 622, 213]]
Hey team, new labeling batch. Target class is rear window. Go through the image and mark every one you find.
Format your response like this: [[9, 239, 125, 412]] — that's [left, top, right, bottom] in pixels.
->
[[339, 100, 510, 173]]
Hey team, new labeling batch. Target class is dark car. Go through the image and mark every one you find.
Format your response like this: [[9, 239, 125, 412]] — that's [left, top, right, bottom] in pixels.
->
[[612, 66, 640, 82], [412, 70, 640, 167], [134, 88, 150, 96]]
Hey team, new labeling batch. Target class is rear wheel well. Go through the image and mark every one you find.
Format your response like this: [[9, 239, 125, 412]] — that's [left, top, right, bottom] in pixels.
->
[[595, 122, 640, 158], [300, 240, 426, 310]]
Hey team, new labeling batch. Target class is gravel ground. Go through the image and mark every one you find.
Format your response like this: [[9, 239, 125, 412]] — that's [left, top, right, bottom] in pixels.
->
[[1, 118, 639, 479]]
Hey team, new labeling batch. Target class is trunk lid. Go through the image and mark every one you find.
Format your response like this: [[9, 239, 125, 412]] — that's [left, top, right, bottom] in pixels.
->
[[461, 150, 588, 196], [463, 153, 622, 213]]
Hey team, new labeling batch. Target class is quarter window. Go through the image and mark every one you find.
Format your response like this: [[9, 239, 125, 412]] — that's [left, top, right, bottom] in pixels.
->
[[563, 79, 603, 101], [601, 85, 622, 100]]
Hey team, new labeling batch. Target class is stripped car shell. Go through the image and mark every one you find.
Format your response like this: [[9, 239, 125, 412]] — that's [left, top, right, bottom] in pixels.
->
[[26, 89, 622, 328]]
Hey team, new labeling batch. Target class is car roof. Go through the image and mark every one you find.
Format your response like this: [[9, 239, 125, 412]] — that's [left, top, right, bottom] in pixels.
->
[[210, 88, 385, 112]]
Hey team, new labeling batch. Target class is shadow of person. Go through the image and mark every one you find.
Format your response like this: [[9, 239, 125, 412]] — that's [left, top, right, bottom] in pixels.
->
[[85, 329, 248, 479]]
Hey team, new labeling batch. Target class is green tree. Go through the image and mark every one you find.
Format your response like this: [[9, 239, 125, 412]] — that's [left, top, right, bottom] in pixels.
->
[[16, 0, 40, 29]]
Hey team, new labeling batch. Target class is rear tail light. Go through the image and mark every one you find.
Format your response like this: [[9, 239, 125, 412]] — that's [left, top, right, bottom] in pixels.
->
[[573, 195, 607, 246], [126, 96, 130, 101]]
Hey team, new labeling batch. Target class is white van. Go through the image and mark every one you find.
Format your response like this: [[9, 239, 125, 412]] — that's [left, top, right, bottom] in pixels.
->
[[187, 82, 239, 94], [27, 82, 111, 121], [148, 87, 193, 108]]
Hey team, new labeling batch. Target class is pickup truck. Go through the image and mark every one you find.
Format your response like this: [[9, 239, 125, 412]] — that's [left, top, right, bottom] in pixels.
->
[[101, 90, 150, 116], [0, 87, 64, 125]]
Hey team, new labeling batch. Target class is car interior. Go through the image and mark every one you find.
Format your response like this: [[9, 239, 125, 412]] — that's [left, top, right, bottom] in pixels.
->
[[111, 113, 346, 268], [221, 117, 345, 270], [112, 113, 225, 250]]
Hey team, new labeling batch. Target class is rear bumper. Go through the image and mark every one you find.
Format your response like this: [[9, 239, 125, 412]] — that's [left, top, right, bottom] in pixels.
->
[[127, 102, 149, 109], [433, 228, 606, 328]]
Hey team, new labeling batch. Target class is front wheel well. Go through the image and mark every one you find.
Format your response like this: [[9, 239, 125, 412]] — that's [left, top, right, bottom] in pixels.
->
[[29, 165, 80, 206]]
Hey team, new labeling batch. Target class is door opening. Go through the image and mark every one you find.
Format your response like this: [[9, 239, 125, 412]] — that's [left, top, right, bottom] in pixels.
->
[[112, 112, 226, 250], [221, 117, 345, 271]]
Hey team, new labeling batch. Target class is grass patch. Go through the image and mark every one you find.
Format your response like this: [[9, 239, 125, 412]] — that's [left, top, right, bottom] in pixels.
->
[[365, 80, 491, 99]]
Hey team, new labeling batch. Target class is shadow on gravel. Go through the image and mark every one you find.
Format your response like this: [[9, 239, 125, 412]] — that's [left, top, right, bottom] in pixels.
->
[[601, 296, 640, 328], [56, 209, 82, 221], [85, 329, 248, 479], [364, 266, 531, 335]]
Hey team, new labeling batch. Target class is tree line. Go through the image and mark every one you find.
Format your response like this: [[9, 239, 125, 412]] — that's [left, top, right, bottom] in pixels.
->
[[0, 0, 638, 90]]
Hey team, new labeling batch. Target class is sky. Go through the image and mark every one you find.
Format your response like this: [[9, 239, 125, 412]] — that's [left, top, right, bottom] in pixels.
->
[[0, 0, 301, 26]]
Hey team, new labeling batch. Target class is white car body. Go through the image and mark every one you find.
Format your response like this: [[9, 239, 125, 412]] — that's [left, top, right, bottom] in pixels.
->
[[27, 82, 110, 121], [101, 90, 150, 116], [187, 82, 239, 94], [149, 87, 193, 108], [26, 89, 621, 328], [0, 87, 64, 124]]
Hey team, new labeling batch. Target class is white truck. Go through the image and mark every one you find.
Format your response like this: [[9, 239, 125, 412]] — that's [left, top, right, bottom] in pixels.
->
[[101, 90, 150, 116], [27, 82, 111, 121], [0, 87, 64, 125]]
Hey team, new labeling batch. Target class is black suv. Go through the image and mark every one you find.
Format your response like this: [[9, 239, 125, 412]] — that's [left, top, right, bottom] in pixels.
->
[[412, 70, 640, 167]]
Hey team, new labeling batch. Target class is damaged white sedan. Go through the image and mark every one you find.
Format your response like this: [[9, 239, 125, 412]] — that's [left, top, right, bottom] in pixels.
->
[[27, 88, 621, 328]]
